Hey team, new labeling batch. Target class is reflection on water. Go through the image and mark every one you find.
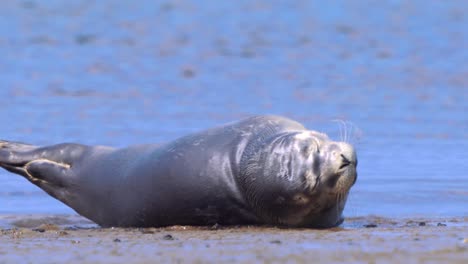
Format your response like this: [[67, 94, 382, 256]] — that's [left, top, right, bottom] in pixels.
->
[[0, 0, 467, 219]]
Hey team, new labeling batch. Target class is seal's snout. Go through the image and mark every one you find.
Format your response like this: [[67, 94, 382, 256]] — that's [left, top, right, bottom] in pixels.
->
[[336, 142, 357, 187], [319, 141, 357, 191], [336, 142, 357, 167]]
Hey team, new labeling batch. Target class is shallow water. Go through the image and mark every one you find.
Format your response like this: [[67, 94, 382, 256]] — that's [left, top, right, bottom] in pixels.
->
[[0, 0, 467, 222]]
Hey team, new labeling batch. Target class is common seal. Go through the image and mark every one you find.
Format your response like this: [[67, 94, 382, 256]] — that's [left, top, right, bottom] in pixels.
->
[[0, 115, 357, 228]]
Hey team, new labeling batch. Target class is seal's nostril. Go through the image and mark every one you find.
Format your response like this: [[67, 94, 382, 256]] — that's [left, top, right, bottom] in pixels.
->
[[340, 154, 350, 163], [339, 154, 351, 169]]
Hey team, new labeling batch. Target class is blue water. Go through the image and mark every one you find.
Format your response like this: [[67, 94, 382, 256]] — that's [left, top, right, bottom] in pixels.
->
[[0, 0, 467, 219]]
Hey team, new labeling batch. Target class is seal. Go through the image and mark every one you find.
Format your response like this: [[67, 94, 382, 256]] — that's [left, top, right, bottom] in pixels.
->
[[0, 115, 357, 228]]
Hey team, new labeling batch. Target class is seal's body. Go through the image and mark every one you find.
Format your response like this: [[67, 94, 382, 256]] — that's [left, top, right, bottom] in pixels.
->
[[0, 116, 357, 228]]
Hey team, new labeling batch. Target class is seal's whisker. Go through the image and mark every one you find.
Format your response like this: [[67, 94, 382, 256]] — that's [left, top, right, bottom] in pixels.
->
[[348, 122, 352, 143], [331, 119, 346, 142], [346, 122, 353, 143], [344, 121, 348, 143], [342, 119, 349, 143], [343, 120, 348, 142], [334, 193, 341, 217], [336, 120, 343, 142], [345, 121, 363, 145]]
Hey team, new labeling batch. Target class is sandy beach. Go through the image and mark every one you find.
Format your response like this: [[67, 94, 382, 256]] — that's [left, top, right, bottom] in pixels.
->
[[1, 215, 467, 263]]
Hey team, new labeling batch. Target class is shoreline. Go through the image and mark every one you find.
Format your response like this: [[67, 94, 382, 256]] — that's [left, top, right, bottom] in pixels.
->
[[1, 215, 467, 263]]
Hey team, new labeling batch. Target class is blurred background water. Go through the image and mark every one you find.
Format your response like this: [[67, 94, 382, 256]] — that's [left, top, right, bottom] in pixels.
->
[[0, 0, 466, 219]]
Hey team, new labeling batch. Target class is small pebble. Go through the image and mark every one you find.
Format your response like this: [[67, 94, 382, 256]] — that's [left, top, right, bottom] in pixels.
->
[[270, 240, 282, 244], [32, 228, 45, 233], [418, 222, 426, 226], [437, 223, 447, 227], [163, 234, 174, 240], [364, 224, 377, 228], [114, 238, 121, 243]]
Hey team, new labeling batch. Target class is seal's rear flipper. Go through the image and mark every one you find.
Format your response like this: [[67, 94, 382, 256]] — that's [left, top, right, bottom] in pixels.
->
[[0, 140, 37, 152], [0, 141, 82, 188], [0, 140, 40, 177]]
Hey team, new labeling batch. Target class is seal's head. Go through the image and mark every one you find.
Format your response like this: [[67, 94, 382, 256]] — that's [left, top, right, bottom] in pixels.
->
[[240, 130, 357, 228]]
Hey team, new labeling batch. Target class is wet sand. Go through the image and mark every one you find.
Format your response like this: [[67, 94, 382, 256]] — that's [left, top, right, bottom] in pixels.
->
[[1, 215, 467, 263]]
